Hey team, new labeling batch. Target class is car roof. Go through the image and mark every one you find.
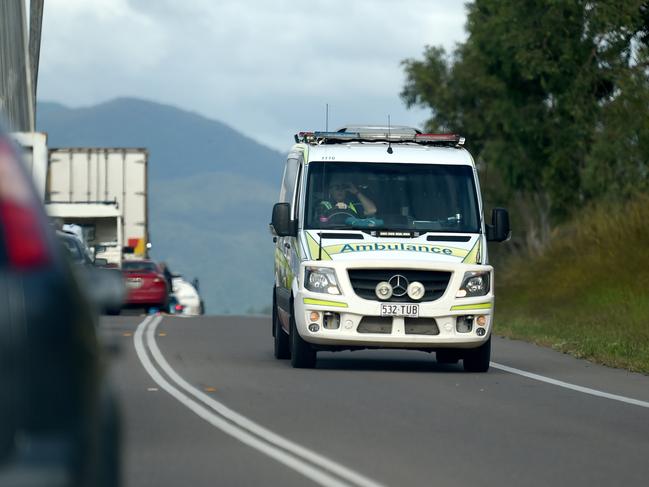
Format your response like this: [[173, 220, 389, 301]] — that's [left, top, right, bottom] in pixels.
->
[[295, 143, 474, 166]]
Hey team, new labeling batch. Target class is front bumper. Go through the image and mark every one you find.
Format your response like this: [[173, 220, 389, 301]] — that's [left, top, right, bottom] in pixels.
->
[[295, 262, 494, 350]]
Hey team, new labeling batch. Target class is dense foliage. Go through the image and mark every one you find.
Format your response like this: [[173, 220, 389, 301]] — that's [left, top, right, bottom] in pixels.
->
[[402, 1, 649, 235]]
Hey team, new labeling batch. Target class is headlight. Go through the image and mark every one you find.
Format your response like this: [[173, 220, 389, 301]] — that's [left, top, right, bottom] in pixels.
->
[[304, 267, 341, 295], [456, 271, 490, 297]]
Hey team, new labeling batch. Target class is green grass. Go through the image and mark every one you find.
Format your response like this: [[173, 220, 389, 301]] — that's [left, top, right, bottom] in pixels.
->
[[495, 195, 649, 374]]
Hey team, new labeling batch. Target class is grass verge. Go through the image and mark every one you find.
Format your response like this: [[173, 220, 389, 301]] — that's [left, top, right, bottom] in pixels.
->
[[494, 195, 649, 374]]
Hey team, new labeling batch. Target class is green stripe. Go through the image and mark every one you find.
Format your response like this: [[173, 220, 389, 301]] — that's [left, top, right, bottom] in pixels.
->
[[451, 302, 492, 311], [303, 298, 348, 308]]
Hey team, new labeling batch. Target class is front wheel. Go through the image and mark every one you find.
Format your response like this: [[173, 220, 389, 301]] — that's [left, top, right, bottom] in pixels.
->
[[463, 337, 491, 372], [290, 315, 316, 369]]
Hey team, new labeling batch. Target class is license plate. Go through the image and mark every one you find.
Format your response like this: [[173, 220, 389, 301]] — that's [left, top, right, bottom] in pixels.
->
[[126, 279, 142, 289], [380, 303, 419, 317]]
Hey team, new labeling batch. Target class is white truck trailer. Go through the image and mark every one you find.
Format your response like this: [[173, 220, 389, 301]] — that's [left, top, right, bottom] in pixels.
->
[[45, 148, 149, 266]]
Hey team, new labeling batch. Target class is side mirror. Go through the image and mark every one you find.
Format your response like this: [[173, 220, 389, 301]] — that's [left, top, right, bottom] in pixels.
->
[[271, 202, 296, 237], [486, 208, 510, 242]]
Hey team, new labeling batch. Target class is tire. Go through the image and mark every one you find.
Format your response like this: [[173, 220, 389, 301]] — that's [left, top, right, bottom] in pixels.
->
[[290, 313, 316, 369], [273, 292, 290, 360], [436, 349, 460, 364], [463, 337, 491, 372]]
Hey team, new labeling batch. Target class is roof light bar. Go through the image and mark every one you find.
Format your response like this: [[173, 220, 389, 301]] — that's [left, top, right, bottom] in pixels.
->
[[294, 130, 465, 146], [313, 131, 360, 139], [415, 133, 465, 145]]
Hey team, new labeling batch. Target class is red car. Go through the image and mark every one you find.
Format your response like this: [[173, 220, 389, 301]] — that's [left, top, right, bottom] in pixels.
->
[[121, 260, 169, 311]]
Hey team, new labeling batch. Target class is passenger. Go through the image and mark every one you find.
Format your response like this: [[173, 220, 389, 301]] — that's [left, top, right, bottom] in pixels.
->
[[159, 262, 174, 294], [319, 177, 377, 220]]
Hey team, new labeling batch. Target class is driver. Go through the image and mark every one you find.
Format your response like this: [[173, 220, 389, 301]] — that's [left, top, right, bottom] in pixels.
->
[[318, 176, 377, 221]]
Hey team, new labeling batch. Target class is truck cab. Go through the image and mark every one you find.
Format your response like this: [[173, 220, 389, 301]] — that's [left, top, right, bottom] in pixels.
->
[[271, 126, 509, 371]]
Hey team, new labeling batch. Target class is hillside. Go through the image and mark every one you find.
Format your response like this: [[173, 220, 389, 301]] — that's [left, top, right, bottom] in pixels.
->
[[494, 196, 649, 374], [38, 98, 284, 314]]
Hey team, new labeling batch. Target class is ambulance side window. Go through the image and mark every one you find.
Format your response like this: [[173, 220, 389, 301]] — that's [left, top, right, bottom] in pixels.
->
[[279, 157, 299, 204]]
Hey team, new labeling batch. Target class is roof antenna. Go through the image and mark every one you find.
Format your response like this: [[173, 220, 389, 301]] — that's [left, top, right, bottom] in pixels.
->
[[325, 103, 329, 132], [387, 114, 393, 154]]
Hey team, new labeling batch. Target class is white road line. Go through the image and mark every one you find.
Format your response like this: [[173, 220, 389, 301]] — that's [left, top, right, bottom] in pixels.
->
[[134, 315, 385, 487], [145, 318, 383, 487], [491, 362, 649, 409]]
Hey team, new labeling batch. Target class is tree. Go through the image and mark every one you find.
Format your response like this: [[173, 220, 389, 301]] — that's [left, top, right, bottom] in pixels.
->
[[402, 0, 649, 242]]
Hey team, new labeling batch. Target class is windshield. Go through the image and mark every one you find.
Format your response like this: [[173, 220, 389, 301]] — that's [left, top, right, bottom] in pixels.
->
[[304, 162, 480, 233], [122, 261, 158, 272]]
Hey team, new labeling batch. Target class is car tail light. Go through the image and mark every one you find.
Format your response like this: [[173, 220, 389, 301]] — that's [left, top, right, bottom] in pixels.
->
[[0, 140, 51, 268]]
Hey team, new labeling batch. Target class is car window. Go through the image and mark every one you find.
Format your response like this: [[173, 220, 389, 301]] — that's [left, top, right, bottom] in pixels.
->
[[122, 261, 157, 272], [59, 235, 84, 263]]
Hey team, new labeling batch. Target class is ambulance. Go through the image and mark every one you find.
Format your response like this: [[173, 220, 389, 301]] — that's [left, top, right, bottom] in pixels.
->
[[271, 126, 509, 371]]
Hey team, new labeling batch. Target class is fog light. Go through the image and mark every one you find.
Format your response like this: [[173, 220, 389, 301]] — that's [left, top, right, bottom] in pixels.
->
[[309, 311, 320, 322], [308, 323, 320, 332], [375, 281, 393, 300], [407, 281, 425, 300], [476, 327, 486, 336], [456, 315, 473, 333], [323, 312, 340, 330], [476, 315, 487, 326]]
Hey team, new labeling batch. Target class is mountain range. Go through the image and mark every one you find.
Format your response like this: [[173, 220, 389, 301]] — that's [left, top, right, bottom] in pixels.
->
[[38, 98, 284, 314]]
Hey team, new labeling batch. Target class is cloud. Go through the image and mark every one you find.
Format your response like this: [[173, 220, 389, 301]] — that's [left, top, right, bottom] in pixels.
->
[[38, 0, 467, 149]]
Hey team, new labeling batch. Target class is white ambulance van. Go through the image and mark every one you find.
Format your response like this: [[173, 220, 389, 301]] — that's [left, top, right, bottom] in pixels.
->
[[271, 126, 509, 371]]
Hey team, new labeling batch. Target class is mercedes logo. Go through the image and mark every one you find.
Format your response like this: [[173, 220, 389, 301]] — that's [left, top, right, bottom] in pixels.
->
[[388, 274, 409, 297]]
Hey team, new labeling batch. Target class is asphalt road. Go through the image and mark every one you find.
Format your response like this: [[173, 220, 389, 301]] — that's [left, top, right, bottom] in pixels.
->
[[101, 314, 649, 487]]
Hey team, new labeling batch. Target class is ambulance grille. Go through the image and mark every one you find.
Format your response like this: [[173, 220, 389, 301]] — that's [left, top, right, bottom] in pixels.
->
[[347, 269, 451, 302]]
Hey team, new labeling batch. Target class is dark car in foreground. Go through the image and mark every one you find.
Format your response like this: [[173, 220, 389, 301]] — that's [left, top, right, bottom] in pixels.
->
[[121, 260, 169, 313], [0, 127, 121, 486]]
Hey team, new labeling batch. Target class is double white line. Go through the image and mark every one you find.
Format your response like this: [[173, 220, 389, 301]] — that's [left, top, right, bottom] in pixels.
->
[[134, 315, 384, 487]]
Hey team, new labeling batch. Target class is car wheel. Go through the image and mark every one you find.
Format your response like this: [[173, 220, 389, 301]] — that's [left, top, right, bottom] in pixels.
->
[[290, 312, 316, 369], [436, 349, 460, 364], [273, 294, 290, 360], [463, 337, 491, 372]]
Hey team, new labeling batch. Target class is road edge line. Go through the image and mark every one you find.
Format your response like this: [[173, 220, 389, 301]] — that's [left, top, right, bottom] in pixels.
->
[[491, 362, 649, 409]]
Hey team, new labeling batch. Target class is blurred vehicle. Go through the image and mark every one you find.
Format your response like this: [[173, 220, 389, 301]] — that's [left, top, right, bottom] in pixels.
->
[[56, 229, 125, 315], [121, 260, 169, 313], [0, 124, 122, 485], [171, 273, 204, 316], [57, 229, 95, 267]]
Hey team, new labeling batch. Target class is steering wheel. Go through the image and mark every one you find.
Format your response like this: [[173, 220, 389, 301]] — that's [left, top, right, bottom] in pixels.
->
[[321, 210, 357, 224]]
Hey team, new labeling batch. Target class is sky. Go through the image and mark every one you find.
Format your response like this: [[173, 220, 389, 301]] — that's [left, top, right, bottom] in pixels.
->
[[37, 0, 468, 151]]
